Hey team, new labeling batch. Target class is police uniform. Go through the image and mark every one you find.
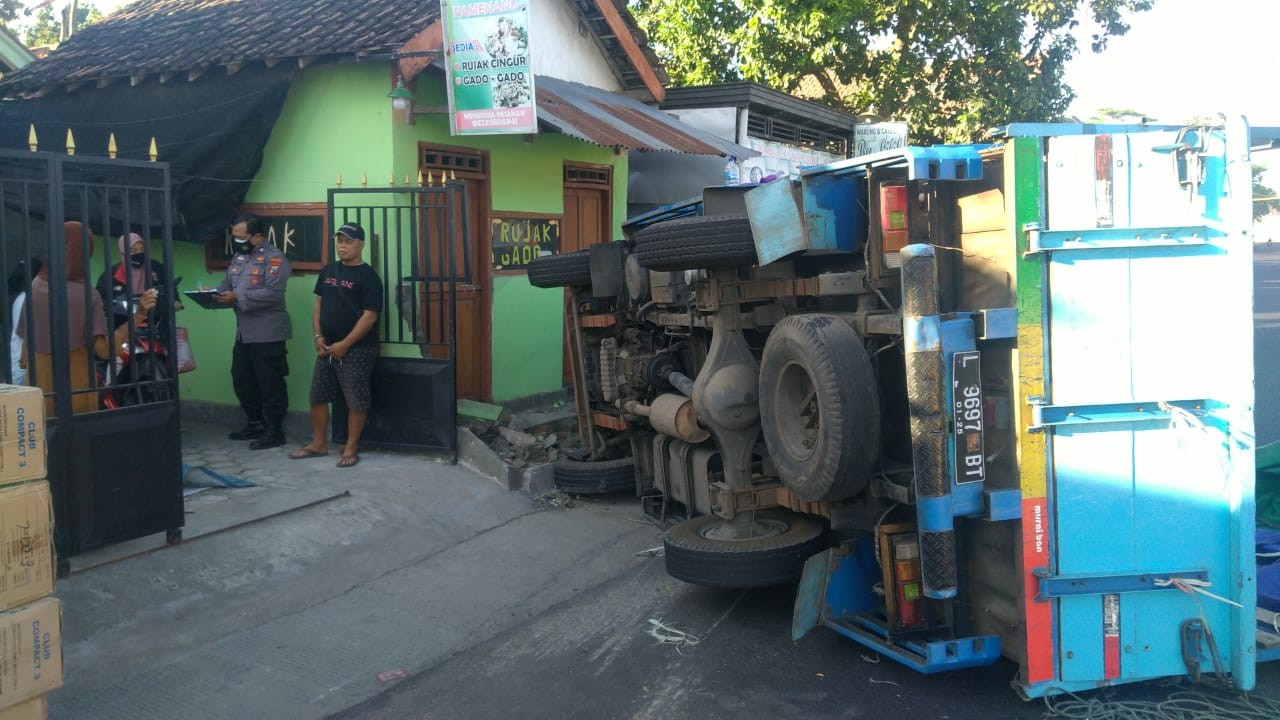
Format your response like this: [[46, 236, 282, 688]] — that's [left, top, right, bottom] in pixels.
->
[[218, 243, 291, 448]]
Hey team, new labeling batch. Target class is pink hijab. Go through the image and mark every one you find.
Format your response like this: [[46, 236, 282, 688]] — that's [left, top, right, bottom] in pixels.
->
[[117, 232, 149, 294]]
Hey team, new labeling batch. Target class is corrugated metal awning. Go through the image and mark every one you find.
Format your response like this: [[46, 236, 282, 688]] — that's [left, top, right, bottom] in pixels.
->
[[536, 76, 756, 158]]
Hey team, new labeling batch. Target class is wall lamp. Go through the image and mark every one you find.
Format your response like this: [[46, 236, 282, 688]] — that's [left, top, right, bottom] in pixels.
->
[[389, 76, 414, 111]]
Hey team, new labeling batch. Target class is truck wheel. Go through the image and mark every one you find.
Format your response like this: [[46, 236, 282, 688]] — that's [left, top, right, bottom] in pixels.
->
[[528, 249, 592, 288], [554, 456, 635, 495], [664, 509, 825, 589], [633, 214, 757, 271], [759, 314, 880, 502]]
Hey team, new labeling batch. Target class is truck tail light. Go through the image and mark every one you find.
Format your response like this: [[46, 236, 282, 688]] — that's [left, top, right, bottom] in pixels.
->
[[891, 533, 925, 630], [881, 184, 909, 255]]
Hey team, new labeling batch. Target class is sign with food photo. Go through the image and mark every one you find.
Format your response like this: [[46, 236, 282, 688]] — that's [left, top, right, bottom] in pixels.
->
[[441, 0, 538, 135]]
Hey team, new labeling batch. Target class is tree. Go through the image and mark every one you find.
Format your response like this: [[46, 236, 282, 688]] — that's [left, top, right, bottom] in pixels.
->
[[1255, 163, 1279, 220], [24, 2, 102, 47], [0, 0, 21, 27], [630, 0, 1154, 144]]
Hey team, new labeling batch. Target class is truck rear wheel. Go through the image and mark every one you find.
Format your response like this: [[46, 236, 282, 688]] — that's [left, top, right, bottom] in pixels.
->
[[759, 314, 880, 502], [664, 509, 825, 588], [528, 249, 592, 288], [633, 214, 758, 271], [554, 456, 635, 495]]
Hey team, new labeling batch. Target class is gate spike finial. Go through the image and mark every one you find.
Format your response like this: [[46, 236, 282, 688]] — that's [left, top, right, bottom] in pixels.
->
[[108, 133, 118, 159], [449, 168, 456, 181], [405, 173, 410, 186], [388, 173, 395, 186], [426, 171, 434, 187], [65, 129, 76, 156], [336, 172, 342, 188], [417, 170, 424, 187], [148, 137, 158, 162], [27, 125, 37, 152], [361, 171, 367, 188]]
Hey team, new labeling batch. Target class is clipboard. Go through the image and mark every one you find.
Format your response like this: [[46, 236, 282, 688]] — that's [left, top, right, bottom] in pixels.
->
[[183, 289, 233, 310]]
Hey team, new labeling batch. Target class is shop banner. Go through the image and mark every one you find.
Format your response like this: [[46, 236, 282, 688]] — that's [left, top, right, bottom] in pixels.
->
[[441, 0, 538, 136]]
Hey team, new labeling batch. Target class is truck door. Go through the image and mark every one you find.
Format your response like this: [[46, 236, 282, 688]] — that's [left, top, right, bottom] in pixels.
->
[[1035, 124, 1254, 687]]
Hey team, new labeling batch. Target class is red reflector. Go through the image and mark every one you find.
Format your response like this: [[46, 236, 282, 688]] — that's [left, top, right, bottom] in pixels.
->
[[1103, 594, 1121, 679]]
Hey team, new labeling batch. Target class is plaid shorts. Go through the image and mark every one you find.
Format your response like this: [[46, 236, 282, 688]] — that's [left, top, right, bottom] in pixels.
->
[[309, 344, 377, 413]]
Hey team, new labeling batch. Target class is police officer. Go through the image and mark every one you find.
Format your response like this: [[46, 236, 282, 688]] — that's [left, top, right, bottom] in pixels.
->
[[215, 213, 291, 449]]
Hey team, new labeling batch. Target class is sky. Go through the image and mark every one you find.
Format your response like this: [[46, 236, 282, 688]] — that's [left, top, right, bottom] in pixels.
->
[[1065, 0, 1279, 178]]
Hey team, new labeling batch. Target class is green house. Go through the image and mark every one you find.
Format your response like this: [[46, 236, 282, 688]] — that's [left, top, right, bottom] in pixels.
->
[[0, 0, 745, 424]]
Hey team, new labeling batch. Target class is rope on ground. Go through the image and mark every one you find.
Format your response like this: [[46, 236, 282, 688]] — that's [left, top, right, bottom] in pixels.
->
[[1043, 683, 1280, 720], [645, 618, 701, 653]]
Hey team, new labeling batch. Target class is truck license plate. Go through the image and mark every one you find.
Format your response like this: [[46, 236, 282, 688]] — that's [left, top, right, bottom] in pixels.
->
[[952, 351, 985, 484]]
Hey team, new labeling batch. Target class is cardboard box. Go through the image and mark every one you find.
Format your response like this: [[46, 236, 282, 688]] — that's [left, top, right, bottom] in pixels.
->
[[0, 484, 52, 612], [0, 388, 43, 487], [0, 599, 61, 711], [0, 696, 45, 720]]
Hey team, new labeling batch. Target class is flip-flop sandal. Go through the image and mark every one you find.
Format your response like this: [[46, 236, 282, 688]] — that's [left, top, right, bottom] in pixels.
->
[[289, 447, 329, 460], [337, 454, 360, 468]]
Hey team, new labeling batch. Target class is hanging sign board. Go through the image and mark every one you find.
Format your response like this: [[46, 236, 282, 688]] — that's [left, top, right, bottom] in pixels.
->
[[441, 0, 538, 136], [491, 213, 559, 270], [854, 122, 909, 156]]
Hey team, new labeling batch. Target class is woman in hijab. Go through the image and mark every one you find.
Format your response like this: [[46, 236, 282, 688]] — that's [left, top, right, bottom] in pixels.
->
[[18, 222, 156, 415], [97, 232, 171, 328]]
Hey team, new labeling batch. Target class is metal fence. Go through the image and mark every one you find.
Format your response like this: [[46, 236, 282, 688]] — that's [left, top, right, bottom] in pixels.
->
[[327, 183, 464, 459], [0, 142, 182, 563]]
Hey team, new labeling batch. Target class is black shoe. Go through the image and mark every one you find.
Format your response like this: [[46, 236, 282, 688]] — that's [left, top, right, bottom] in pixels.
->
[[249, 431, 286, 450], [229, 421, 266, 441]]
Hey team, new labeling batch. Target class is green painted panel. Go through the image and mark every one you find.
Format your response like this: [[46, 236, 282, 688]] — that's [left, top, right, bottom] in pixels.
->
[[490, 274, 563, 402], [1010, 136, 1044, 326]]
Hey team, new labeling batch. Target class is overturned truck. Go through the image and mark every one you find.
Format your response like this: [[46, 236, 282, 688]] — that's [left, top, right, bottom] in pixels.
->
[[528, 120, 1271, 696]]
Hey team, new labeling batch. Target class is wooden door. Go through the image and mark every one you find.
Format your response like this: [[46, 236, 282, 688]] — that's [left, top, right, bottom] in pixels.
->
[[419, 144, 492, 400], [561, 164, 613, 383]]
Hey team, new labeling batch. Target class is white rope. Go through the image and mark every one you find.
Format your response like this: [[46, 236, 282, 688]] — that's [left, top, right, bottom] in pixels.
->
[[645, 618, 702, 653], [1153, 577, 1243, 609]]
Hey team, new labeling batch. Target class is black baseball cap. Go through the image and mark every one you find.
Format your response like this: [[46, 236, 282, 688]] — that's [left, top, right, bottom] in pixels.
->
[[336, 223, 365, 242]]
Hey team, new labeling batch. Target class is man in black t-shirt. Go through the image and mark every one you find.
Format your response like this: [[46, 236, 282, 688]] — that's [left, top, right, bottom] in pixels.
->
[[289, 222, 383, 468]]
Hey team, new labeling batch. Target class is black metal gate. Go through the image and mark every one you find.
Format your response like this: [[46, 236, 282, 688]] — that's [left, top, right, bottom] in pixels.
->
[[0, 146, 182, 565], [326, 183, 463, 460]]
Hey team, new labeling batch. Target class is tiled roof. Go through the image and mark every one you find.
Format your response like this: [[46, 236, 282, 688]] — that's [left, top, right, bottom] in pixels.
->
[[0, 0, 439, 94]]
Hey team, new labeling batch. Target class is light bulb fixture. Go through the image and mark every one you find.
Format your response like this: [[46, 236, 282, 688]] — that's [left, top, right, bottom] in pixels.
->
[[388, 76, 414, 112]]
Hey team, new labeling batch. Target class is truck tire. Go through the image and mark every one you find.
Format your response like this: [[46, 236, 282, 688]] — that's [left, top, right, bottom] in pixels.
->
[[664, 509, 825, 589], [633, 214, 758, 271], [528, 249, 592, 288], [759, 314, 880, 502], [554, 456, 635, 495]]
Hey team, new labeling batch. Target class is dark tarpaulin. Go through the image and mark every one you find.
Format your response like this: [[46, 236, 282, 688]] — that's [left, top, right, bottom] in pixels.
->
[[0, 65, 293, 244]]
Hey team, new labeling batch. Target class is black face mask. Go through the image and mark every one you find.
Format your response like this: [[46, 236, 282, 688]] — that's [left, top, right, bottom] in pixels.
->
[[232, 238, 254, 255], [129, 252, 146, 268]]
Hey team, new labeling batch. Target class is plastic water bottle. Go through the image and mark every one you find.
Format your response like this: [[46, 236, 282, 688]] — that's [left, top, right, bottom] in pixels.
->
[[723, 157, 739, 185]]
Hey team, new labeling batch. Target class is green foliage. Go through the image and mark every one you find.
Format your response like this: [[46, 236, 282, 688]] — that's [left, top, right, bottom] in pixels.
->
[[0, 0, 21, 26], [1255, 163, 1279, 219], [25, 2, 103, 48], [631, 0, 1154, 144]]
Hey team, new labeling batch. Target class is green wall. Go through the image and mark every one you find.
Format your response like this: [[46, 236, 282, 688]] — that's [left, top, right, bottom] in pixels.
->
[[176, 63, 631, 409], [393, 75, 628, 401], [176, 63, 396, 412]]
